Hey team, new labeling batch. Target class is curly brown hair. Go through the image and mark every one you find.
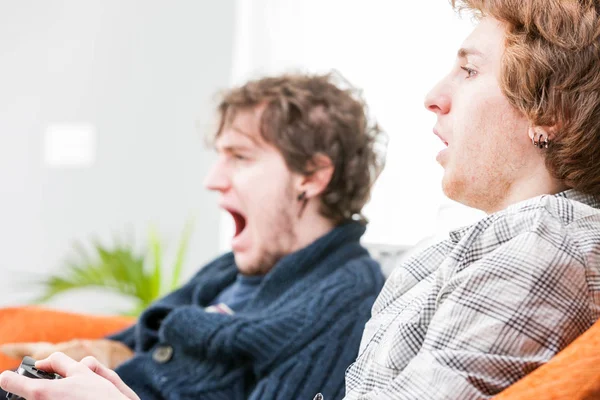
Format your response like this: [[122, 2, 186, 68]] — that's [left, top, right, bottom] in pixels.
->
[[452, 0, 600, 196], [211, 72, 386, 224]]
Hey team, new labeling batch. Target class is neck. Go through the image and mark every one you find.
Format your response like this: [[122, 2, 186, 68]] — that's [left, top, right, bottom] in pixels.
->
[[485, 161, 568, 214], [291, 201, 336, 253]]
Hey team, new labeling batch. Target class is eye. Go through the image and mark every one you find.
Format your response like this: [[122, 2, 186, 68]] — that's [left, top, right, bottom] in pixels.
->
[[232, 153, 247, 161], [460, 66, 478, 79]]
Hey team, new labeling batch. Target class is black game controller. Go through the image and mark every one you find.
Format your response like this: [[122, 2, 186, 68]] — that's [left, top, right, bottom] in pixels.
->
[[6, 356, 62, 400]]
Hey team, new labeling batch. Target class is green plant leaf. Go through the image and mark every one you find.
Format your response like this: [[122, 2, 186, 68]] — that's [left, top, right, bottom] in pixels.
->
[[148, 226, 162, 302], [35, 221, 193, 316], [170, 219, 194, 292]]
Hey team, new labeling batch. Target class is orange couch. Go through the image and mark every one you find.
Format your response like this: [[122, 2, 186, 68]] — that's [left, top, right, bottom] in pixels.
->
[[0, 306, 134, 371], [493, 317, 600, 399], [0, 306, 599, 399]]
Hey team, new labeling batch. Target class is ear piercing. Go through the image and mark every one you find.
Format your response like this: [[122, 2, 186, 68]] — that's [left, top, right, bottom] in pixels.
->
[[532, 132, 550, 148]]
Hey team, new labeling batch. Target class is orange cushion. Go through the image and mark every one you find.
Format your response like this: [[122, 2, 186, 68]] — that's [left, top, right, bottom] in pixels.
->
[[0, 306, 135, 371], [494, 318, 600, 399]]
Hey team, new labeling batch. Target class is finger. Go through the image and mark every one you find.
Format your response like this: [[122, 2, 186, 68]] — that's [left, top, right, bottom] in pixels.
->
[[35, 352, 86, 377], [80, 356, 140, 400], [0, 370, 44, 400]]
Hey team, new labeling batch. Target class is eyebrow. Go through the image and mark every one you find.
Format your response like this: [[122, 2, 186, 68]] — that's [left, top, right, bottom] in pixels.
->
[[457, 47, 486, 60], [218, 144, 254, 153], [215, 130, 259, 152]]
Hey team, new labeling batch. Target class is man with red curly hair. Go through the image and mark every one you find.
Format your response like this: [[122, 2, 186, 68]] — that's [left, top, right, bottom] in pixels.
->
[[344, 1, 600, 398]]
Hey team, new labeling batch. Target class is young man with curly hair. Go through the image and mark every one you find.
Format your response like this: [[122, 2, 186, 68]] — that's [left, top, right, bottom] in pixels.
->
[[344, 1, 600, 398], [0, 73, 386, 400]]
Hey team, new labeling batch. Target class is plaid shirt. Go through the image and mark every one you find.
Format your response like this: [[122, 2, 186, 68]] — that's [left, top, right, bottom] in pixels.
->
[[344, 190, 600, 399]]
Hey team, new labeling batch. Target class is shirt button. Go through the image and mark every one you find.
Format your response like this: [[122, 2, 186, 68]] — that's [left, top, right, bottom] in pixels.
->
[[152, 345, 174, 364]]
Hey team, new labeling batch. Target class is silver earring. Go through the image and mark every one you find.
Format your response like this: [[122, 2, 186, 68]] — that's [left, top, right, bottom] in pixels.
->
[[532, 132, 550, 149]]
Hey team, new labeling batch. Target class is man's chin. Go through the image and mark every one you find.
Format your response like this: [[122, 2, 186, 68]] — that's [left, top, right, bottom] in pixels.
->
[[233, 248, 281, 275], [442, 173, 490, 211], [233, 251, 252, 272], [233, 251, 262, 275], [441, 172, 465, 203]]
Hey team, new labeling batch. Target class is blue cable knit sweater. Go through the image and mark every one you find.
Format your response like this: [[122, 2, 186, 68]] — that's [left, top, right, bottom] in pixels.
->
[[110, 222, 384, 400]]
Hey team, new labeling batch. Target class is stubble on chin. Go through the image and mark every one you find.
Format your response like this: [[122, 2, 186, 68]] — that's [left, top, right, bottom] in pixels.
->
[[244, 192, 298, 275], [442, 162, 513, 213]]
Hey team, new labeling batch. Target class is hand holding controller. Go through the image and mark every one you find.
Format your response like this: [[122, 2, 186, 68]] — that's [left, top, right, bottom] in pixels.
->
[[1, 352, 137, 400], [6, 356, 62, 400]]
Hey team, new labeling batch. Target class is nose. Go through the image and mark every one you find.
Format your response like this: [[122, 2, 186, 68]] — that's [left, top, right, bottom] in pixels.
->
[[424, 79, 451, 115], [203, 158, 230, 192]]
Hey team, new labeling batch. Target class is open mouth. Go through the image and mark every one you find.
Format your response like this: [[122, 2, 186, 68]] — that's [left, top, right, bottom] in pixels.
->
[[227, 208, 247, 237], [434, 129, 448, 147]]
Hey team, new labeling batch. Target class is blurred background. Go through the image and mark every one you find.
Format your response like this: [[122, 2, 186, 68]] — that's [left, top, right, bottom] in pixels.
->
[[0, 0, 484, 314]]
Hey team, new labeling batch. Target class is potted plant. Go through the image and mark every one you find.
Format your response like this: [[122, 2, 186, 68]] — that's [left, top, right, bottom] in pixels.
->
[[35, 222, 193, 316]]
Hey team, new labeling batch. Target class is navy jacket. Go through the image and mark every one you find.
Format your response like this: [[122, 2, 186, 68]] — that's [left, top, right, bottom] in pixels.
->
[[110, 222, 384, 400]]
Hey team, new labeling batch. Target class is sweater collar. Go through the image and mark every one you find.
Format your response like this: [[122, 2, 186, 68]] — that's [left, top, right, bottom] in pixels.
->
[[197, 221, 368, 308], [269, 221, 365, 274], [246, 221, 367, 307]]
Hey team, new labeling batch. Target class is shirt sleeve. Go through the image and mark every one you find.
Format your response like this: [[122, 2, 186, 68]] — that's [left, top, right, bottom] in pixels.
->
[[373, 228, 593, 399]]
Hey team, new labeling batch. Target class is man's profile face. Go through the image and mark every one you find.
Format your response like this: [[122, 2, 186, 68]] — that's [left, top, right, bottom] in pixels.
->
[[204, 106, 300, 274], [424, 17, 533, 212]]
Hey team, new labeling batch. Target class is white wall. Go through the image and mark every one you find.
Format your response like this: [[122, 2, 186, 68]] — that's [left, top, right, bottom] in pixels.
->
[[0, 1, 235, 313]]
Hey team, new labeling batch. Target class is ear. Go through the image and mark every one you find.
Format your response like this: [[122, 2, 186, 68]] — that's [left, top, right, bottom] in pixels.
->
[[297, 153, 334, 199]]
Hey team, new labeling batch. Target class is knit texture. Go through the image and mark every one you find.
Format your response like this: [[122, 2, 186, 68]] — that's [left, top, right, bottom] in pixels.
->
[[110, 222, 384, 400]]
